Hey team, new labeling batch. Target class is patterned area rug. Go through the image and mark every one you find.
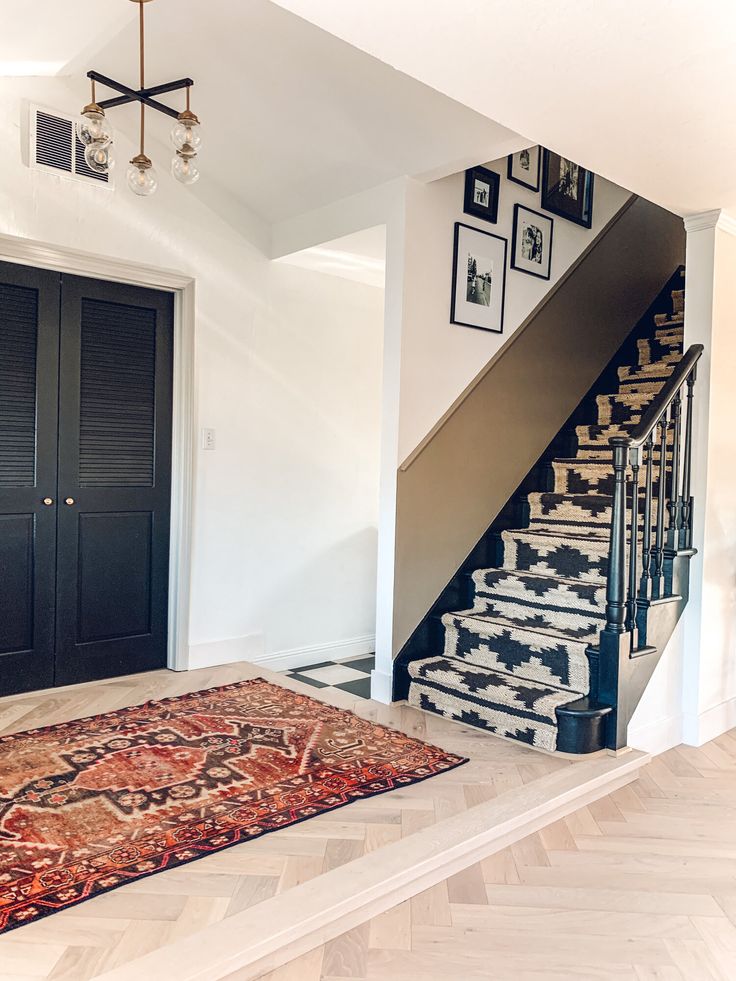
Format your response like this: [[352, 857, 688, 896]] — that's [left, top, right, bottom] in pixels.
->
[[0, 678, 465, 934]]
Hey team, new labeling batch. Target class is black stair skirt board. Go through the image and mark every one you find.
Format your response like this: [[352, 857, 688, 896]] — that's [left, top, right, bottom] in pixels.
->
[[394, 266, 688, 754]]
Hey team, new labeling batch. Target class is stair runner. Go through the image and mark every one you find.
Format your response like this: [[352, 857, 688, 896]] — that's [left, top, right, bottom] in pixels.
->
[[406, 283, 685, 752]]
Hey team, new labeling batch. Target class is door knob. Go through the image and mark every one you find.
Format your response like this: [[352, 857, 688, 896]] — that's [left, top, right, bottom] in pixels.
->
[[65, 497, 75, 506], [42, 497, 54, 506]]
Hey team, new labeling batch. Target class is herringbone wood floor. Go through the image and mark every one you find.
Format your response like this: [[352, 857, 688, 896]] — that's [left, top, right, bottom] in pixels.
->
[[0, 660, 572, 980], [261, 732, 736, 981]]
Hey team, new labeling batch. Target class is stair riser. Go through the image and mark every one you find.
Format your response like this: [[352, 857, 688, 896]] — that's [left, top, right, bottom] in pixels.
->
[[551, 463, 665, 496], [500, 531, 609, 586], [408, 682, 559, 752], [472, 568, 607, 616], [596, 394, 652, 427], [527, 494, 665, 534], [442, 616, 590, 694]]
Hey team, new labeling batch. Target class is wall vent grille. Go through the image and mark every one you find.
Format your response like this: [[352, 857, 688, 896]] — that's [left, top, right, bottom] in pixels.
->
[[30, 105, 110, 186]]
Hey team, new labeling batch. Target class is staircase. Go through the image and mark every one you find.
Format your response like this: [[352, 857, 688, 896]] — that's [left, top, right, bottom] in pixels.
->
[[394, 268, 702, 754]]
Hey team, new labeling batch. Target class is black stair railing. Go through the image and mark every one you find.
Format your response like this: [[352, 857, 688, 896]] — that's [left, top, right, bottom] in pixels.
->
[[599, 343, 703, 746], [604, 344, 703, 643]]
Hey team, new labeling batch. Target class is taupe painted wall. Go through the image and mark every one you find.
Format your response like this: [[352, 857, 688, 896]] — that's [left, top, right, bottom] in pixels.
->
[[392, 196, 685, 655]]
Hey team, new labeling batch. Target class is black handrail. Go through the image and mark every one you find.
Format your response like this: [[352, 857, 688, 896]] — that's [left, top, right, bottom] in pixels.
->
[[610, 344, 704, 448]]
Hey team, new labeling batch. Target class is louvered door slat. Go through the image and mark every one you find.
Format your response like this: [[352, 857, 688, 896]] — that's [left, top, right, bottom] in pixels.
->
[[0, 284, 38, 488], [79, 299, 156, 488]]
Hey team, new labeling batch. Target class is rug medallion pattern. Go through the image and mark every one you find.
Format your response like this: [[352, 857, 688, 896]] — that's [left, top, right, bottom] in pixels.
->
[[0, 679, 465, 933]]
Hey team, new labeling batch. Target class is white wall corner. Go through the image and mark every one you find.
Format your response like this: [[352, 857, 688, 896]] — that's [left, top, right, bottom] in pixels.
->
[[370, 668, 393, 704], [682, 697, 736, 747], [628, 713, 684, 757]]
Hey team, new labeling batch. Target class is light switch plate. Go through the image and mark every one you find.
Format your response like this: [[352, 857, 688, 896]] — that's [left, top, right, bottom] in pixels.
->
[[201, 427, 216, 450]]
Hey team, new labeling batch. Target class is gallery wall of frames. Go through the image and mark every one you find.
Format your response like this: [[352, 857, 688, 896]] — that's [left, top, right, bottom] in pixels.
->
[[450, 148, 595, 333]]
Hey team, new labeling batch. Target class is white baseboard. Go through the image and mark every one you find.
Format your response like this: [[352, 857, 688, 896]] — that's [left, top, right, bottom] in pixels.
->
[[97, 749, 649, 981], [682, 695, 736, 747], [369, 669, 393, 704], [628, 712, 683, 755], [252, 634, 375, 673], [187, 634, 375, 674], [187, 634, 265, 671]]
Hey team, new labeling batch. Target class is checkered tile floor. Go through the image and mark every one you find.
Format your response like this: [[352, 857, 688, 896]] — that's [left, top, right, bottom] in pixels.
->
[[283, 654, 375, 699]]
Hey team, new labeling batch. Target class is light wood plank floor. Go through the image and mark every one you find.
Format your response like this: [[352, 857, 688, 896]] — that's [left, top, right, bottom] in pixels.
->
[[261, 731, 736, 981], [0, 660, 576, 980]]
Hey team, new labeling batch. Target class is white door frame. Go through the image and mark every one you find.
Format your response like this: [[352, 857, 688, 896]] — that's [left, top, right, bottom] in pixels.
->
[[0, 231, 195, 672]]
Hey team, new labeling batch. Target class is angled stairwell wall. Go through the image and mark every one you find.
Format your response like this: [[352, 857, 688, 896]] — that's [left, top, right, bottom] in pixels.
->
[[392, 196, 685, 661]]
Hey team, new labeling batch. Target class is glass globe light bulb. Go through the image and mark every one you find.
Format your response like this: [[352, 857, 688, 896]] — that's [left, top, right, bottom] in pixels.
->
[[170, 111, 201, 153], [84, 140, 114, 174], [126, 156, 158, 197], [171, 151, 200, 186], [78, 104, 112, 147]]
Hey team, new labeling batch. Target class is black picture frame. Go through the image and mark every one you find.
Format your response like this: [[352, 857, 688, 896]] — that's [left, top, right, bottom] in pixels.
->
[[463, 165, 500, 224], [450, 221, 507, 334], [541, 150, 594, 228], [507, 147, 540, 191], [510, 203, 553, 281]]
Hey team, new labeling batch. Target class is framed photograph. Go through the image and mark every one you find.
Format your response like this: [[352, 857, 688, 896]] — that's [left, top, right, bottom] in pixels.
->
[[507, 146, 540, 191], [541, 150, 594, 228], [511, 204, 553, 280], [463, 165, 500, 223], [450, 222, 507, 333]]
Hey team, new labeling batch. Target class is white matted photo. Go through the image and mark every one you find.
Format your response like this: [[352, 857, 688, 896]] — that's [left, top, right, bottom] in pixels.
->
[[511, 204, 553, 280], [450, 222, 507, 333], [507, 146, 540, 191]]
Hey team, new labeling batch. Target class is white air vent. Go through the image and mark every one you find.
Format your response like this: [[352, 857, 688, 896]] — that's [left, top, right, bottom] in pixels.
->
[[29, 104, 111, 187]]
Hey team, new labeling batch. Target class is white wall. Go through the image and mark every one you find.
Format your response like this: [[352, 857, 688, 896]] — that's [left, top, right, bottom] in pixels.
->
[[0, 78, 384, 670], [629, 212, 736, 754], [370, 163, 630, 696], [397, 165, 631, 461]]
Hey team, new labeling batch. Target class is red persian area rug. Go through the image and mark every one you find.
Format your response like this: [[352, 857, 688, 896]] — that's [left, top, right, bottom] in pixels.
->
[[0, 677, 466, 933]]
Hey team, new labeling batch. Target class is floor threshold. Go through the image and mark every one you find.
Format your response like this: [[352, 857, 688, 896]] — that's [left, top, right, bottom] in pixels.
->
[[96, 749, 648, 981]]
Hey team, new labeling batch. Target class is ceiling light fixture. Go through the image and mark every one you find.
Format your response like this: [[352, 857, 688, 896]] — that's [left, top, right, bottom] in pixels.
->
[[80, 0, 201, 196]]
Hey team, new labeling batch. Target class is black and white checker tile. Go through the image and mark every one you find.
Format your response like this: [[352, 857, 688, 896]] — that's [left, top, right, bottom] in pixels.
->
[[283, 654, 375, 699]]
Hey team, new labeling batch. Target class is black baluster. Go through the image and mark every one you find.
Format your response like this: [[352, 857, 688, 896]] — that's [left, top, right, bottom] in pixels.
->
[[652, 411, 669, 598], [666, 390, 682, 550], [626, 446, 640, 644], [680, 368, 696, 549], [605, 439, 629, 634], [639, 432, 655, 599]]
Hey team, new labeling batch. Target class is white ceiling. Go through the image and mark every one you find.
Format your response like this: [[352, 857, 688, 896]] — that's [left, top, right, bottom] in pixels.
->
[[271, 0, 736, 218], [40, 0, 522, 225], [277, 225, 386, 287], [0, 2, 131, 76]]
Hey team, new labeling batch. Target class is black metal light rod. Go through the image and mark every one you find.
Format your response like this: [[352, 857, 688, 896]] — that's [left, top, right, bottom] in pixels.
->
[[87, 70, 194, 119]]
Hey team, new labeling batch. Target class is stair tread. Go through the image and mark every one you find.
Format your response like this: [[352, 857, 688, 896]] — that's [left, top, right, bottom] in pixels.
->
[[471, 564, 600, 592], [501, 526, 611, 543]]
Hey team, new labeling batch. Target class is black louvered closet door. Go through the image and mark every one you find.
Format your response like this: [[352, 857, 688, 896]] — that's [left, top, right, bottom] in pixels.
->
[[55, 276, 173, 686], [0, 263, 60, 695], [0, 267, 173, 695]]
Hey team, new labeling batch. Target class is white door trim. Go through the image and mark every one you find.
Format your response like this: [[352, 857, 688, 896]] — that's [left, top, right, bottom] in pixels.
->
[[0, 231, 195, 672]]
